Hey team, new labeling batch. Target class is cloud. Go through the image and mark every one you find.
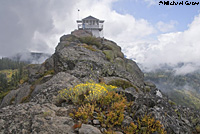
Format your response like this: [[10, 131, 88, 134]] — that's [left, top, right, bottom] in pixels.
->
[[1, 0, 199, 76], [144, 0, 159, 6], [124, 13, 200, 74], [143, 0, 178, 6], [0, 0, 78, 57], [156, 20, 178, 32], [174, 63, 198, 75], [0, 0, 155, 59]]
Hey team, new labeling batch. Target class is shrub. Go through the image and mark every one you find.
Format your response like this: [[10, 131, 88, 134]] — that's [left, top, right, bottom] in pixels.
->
[[97, 91, 127, 128], [74, 103, 95, 123], [58, 82, 117, 104], [124, 115, 166, 134], [63, 82, 166, 133]]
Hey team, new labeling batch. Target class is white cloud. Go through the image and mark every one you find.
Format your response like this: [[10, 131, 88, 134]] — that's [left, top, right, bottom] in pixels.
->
[[1, 0, 200, 76], [156, 20, 178, 32], [0, 0, 155, 57], [174, 63, 198, 75], [144, 0, 158, 5], [124, 13, 200, 74]]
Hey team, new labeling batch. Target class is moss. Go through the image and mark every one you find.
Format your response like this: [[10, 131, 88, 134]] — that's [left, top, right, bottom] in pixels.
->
[[196, 125, 200, 133], [145, 86, 151, 92], [114, 58, 125, 69], [32, 77, 43, 85], [107, 79, 134, 90], [20, 85, 35, 103], [10, 96, 15, 104], [42, 111, 52, 117], [20, 95, 29, 103], [103, 50, 115, 62], [43, 69, 55, 77], [79, 36, 102, 48], [169, 100, 176, 106], [82, 44, 97, 51], [0, 90, 10, 101]]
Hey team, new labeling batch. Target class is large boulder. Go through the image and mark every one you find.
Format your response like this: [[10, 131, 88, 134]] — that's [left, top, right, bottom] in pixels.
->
[[0, 84, 31, 108], [79, 124, 102, 134]]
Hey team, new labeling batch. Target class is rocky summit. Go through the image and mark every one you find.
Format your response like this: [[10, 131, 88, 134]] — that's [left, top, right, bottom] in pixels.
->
[[0, 30, 200, 134]]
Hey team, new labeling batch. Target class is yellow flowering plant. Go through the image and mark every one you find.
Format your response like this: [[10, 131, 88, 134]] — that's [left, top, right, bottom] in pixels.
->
[[58, 82, 117, 104]]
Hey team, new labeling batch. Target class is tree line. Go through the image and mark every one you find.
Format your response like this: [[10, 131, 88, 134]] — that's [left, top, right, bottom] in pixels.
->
[[0, 58, 26, 70], [0, 58, 26, 92]]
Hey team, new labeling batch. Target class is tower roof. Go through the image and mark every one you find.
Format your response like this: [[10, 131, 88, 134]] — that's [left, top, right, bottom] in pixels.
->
[[82, 15, 99, 20]]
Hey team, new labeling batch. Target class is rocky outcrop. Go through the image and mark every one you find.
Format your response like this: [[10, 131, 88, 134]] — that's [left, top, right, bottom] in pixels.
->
[[30, 72, 80, 104], [0, 84, 31, 108], [53, 34, 144, 87], [0, 30, 200, 134]]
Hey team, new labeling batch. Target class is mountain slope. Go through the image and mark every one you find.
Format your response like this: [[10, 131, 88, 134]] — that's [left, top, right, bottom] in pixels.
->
[[0, 30, 200, 134], [144, 70, 200, 110]]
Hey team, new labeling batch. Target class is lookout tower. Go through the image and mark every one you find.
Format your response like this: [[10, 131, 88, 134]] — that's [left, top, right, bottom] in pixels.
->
[[77, 15, 104, 37]]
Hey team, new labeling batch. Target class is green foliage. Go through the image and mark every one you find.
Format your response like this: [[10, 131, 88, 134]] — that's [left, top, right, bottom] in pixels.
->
[[43, 110, 52, 117], [43, 69, 55, 76], [144, 70, 200, 110], [195, 125, 200, 133], [107, 79, 135, 90], [97, 91, 127, 128], [59, 82, 166, 133], [58, 82, 117, 104], [169, 100, 176, 106], [0, 57, 26, 71], [70, 91, 128, 129], [0, 73, 8, 90], [79, 36, 101, 48], [74, 103, 95, 123], [0, 59, 28, 96], [0, 90, 10, 101], [125, 115, 166, 134], [66, 83, 131, 131], [168, 90, 200, 110]]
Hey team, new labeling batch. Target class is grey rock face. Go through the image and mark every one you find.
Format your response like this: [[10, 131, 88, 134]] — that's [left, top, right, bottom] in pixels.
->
[[0, 90, 18, 108], [71, 29, 92, 37], [30, 72, 80, 104], [1, 30, 199, 134], [0, 103, 75, 134], [0, 84, 31, 108]]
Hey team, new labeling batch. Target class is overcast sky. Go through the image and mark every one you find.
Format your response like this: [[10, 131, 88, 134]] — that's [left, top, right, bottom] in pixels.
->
[[0, 0, 200, 74]]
